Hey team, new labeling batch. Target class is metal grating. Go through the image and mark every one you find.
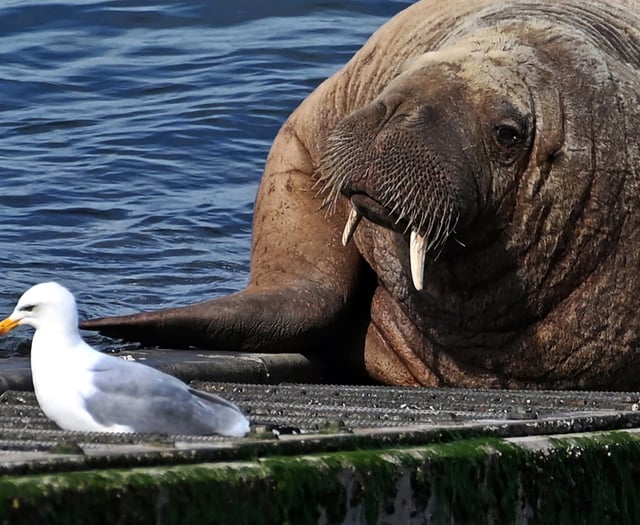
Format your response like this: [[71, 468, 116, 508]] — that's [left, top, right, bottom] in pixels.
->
[[1, 383, 640, 475]]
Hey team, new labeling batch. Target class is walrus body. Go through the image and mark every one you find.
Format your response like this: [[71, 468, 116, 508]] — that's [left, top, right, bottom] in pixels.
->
[[83, 0, 640, 389]]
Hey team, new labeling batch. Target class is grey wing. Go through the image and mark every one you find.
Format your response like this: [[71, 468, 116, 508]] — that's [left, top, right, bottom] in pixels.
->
[[83, 356, 248, 436], [187, 387, 250, 437], [188, 387, 244, 412]]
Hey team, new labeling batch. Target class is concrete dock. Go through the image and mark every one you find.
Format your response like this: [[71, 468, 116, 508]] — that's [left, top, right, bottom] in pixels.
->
[[1, 349, 639, 524]]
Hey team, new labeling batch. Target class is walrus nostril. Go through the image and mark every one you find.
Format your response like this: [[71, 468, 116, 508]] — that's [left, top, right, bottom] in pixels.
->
[[380, 94, 404, 115], [377, 93, 410, 127]]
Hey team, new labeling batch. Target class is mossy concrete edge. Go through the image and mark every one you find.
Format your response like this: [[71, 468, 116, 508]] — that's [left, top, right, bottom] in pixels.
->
[[1, 429, 640, 525]]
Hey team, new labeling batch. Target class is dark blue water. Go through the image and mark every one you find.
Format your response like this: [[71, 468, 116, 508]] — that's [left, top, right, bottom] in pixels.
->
[[0, 0, 412, 356]]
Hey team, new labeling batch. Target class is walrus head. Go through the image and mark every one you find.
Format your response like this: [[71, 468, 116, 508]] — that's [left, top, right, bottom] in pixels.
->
[[318, 40, 539, 290]]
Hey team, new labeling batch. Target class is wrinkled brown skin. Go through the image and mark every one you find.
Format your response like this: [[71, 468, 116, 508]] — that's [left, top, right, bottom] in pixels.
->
[[82, 0, 640, 390]]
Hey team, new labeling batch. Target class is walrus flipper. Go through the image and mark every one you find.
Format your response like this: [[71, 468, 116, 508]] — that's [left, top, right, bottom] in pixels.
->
[[80, 285, 365, 354]]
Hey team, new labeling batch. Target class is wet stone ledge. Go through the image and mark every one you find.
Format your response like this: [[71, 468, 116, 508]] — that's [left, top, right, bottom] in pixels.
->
[[1, 412, 639, 524]]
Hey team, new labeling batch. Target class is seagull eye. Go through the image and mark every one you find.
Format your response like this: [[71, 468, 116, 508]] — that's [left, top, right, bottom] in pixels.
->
[[19, 304, 36, 313]]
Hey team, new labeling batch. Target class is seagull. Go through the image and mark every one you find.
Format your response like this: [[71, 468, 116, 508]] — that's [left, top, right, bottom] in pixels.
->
[[0, 282, 250, 437]]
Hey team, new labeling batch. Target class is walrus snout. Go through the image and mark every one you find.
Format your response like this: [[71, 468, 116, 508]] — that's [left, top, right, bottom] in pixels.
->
[[318, 91, 479, 290]]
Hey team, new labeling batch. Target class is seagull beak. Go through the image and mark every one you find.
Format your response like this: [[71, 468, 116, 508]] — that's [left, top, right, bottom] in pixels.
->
[[0, 317, 19, 335]]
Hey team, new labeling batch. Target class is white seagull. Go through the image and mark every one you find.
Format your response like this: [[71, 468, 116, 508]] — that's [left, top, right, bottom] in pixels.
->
[[0, 282, 250, 437]]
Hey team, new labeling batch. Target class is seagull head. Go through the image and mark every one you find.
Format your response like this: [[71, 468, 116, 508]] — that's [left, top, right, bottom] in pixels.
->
[[0, 282, 79, 334]]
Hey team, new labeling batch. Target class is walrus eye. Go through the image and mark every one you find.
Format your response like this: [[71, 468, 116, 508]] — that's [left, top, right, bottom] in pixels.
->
[[494, 124, 523, 147]]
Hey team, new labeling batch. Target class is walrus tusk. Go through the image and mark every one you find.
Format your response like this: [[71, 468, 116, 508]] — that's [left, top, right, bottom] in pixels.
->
[[343, 205, 426, 290], [410, 230, 427, 291], [342, 206, 362, 246]]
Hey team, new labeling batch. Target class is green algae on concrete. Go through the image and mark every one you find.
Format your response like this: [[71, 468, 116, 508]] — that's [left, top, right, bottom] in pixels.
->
[[415, 437, 523, 524], [1, 431, 640, 524], [528, 431, 640, 524]]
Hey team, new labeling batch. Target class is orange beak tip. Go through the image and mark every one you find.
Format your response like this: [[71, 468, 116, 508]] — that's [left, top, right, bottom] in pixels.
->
[[0, 318, 19, 336]]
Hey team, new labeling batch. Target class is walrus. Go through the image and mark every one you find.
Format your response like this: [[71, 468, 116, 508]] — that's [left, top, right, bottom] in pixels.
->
[[82, 0, 640, 390]]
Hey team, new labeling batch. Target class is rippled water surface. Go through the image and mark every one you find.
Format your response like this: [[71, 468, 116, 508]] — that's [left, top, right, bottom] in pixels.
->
[[0, 0, 412, 356]]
